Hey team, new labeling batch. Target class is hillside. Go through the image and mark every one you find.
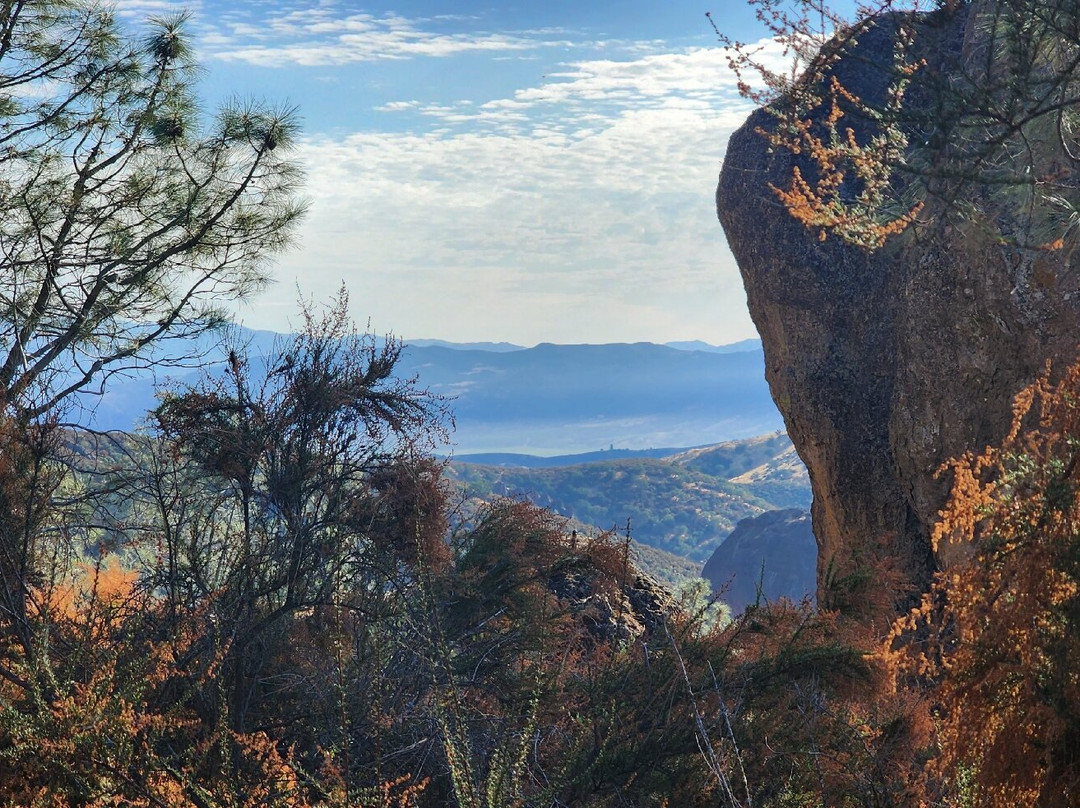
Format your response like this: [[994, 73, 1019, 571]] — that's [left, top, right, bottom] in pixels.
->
[[447, 433, 810, 563], [450, 445, 689, 467], [669, 435, 812, 509]]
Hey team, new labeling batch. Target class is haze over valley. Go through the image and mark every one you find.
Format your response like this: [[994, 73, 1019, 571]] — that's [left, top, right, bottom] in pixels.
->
[[91, 332, 784, 456]]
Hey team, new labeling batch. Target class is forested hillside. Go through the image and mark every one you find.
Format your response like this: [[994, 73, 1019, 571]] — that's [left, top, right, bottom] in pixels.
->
[[447, 432, 811, 562]]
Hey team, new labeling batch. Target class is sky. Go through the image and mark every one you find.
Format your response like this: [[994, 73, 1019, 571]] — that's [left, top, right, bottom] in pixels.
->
[[112, 0, 808, 346]]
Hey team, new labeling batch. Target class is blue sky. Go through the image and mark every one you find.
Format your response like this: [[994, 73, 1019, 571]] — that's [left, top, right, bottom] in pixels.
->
[[113, 0, 807, 345]]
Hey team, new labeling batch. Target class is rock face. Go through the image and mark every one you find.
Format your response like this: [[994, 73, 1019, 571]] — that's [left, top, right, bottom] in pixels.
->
[[701, 509, 816, 614], [549, 560, 672, 644], [717, 7, 1080, 602]]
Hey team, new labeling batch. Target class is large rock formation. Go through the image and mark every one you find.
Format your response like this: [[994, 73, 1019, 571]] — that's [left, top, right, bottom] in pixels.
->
[[701, 509, 816, 614], [717, 5, 1080, 602]]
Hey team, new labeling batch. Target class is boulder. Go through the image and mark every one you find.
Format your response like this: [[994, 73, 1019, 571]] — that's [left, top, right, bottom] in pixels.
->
[[717, 5, 1080, 605], [702, 509, 816, 614]]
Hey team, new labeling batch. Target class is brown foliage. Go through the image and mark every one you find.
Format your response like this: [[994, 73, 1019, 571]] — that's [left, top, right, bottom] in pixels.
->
[[0, 312, 967, 807], [722, 0, 1080, 252], [0, 415, 65, 676], [891, 358, 1080, 805], [717, 0, 930, 249], [356, 455, 452, 573]]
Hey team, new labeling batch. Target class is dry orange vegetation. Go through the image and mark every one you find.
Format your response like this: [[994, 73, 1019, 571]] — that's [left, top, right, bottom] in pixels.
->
[[9, 318, 1080, 805]]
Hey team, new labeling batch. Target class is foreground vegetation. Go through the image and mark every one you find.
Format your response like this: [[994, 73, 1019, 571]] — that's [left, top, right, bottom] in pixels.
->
[[5, 296, 1080, 806], [0, 303, 901, 806]]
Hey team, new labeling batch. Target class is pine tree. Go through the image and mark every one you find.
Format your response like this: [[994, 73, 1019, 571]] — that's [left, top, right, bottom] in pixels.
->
[[0, 2, 304, 417]]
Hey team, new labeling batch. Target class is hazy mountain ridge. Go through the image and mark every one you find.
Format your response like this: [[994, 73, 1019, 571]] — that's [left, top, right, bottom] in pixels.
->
[[402, 341, 780, 453], [450, 446, 692, 467], [407, 338, 764, 354], [664, 338, 762, 353], [88, 330, 782, 454]]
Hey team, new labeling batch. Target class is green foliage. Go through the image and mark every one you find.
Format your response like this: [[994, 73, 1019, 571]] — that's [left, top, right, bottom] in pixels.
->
[[629, 541, 706, 590], [0, 1, 304, 417], [448, 456, 782, 561]]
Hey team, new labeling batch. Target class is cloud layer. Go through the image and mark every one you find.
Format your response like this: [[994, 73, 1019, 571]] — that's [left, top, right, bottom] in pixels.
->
[[203, 5, 577, 67], [188, 3, 784, 344]]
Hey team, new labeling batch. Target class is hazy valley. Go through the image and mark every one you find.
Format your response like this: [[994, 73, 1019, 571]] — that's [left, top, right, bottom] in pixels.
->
[[90, 333, 784, 455]]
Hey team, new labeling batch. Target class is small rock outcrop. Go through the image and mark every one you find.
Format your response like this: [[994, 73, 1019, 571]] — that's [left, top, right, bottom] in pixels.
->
[[549, 559, 672, 644], [701, 509, 816, 614], [717, 5, 1080, 602]]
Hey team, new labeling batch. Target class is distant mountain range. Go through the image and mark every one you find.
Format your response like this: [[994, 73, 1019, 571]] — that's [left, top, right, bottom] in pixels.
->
[[404, 339, 527, 352], [84, 331, 781, 455], [663, 338, 763, 354], [407, 338, 765, 354], [405, 341, 780, 454]]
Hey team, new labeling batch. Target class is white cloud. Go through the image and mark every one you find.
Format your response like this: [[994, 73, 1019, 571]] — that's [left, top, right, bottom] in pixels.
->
[[196, 2, 701, 69], [371, 38, 790, 140], [198, 3, 795, 344], [204, 6, 575, 67], [110, 0, 199, 19], [246, 44, 763, 344]]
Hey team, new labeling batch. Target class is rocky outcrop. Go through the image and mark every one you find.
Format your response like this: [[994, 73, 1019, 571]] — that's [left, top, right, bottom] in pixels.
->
[[548, 559, 672, 644], [717, 6, 1080, 602], [701, 509, 816, 614]]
